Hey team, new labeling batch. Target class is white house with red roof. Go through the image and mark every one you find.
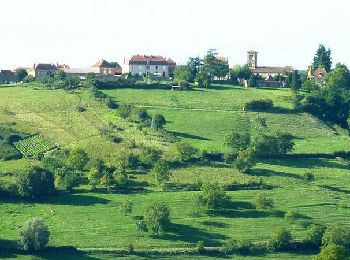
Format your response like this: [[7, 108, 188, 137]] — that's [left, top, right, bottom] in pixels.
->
[[123, 55, 176, 78]]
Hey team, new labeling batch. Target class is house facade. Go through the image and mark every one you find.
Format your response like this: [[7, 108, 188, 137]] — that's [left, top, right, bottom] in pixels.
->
[[28, 64, 58, 78], [123, 55, 176, 78], [62, 59, 122, 79], [0, 70, 17, 83]]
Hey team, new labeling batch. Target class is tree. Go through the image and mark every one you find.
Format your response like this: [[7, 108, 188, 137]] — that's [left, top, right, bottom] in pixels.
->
[[235, 147, 256, 173], [120, 199, 134, 216], [304, 224, 326, 247], [315, 244, 348, 260], [248, 74, 258, 87], [198, 183, 228, 209], [18, 218, 50, 251], [224, 131, 251, 152], [254, 193, 274, 210], [174, 65, 192, 82], [144, 202, 171, 235], [54, 166, 79, 191], [269, 227, 292, 250], [152, 161, 171, 189], [312, 44, 332, 72], [151, 114, 166, 130], [196, 65, 212, 88], [87, 167, 102, 189], [325, 63, 350, 89], [203, 49, 229, 80], [171, 142, 198, 162], [186, 57, 203, 82], [66, 148, 89, 171], [253, 133, 294, 156], [17, 166, 55, 199], [53, 70, 66, 81], [136, 220, 148, 237], [322, 224, 350, 248], [15, 69, 28, 81], [231, 64, 252, 83]]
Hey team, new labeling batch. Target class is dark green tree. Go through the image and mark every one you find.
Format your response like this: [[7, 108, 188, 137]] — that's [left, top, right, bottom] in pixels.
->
[[325, 63, 350, 89], [312, 44, 332, 72], [66, 148, 89, 171], [186, 57, 203, 82], [151, 114, 166, 130], [144, 202, 171, 235], [15, 69, 28, 81], [198, 183, 228, 209], [269, 227, 292, 250]]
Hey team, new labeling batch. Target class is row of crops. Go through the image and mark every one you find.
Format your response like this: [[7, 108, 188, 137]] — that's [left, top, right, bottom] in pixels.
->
[[14, 135, 57, 158]]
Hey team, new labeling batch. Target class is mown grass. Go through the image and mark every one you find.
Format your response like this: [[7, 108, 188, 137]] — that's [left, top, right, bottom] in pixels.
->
[[104, 85, 350, 154]]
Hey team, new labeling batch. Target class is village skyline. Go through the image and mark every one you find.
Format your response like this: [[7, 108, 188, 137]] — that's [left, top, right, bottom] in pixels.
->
[[1, 0, 348, 70]]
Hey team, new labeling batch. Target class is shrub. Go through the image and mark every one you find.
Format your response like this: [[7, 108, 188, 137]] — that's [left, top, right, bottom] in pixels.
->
[[269, 227, 292, 250], [245, 99, 274, 111], [54, 167, 79, 191], [152, 161, 171, 189], [18, 218, 50, 251], [196, 240, 205, 253], [118, 104, 133, 119], [105, 97, 118, 109], [138, 147, 161, 166], [76, 106, 86, 112], [224, 130, 251, 152], [66, 148, 89, 171], [284, 210, 301, 222], [315, 244, 348, 260], [235, 147, 256, 173], [171, 142, 198, 162], [253, 133, 294, 157], [144, 202, 170, 235], [17, 166, 55, 199], [304, 224, 326, 247], [151, 114, 166, 130], [254, 193, 274, 210], [198, 183, 228, 209], [322, 224, 350, 248], [303, 171, 315, 182], [120, 199, 134, 216], [136, 220, 148, 237]]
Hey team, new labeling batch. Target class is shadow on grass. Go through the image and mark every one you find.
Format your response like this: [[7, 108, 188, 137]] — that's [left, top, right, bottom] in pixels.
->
[[158, 223, 228, 246], [253, 168, 303, 179], [0, 239, 18, 258], [209, 209, 285, 219], [261, 158, 350, 171], [169, 131, 212, 141], [48, 194, 110, 206], [319, 185, 350, 194], [27, 247, 101, 260], [202, 220, 229, 228]]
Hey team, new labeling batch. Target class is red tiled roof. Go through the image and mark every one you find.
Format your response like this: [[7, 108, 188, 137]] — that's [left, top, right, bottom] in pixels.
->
[[313, 67, 327, 78], [92, 59, 121, 69], [128, 55, 172, 65]]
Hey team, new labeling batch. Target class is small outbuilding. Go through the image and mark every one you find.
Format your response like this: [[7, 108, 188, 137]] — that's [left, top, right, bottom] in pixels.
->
[[172, 85, 188, 91]]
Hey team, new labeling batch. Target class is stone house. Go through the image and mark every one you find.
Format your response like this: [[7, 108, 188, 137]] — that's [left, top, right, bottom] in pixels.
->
[[0, 70, 18, 83], [28, 63, 58, 78]]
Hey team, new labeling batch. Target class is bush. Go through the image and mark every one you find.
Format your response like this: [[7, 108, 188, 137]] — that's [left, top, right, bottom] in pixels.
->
[[120, 199, 134, 216], [54, 167, 79, 191], [144, 202, 171, 235], [152, 161, 171, 189], [196, 240, 205, 253], [224, 130, 251, 152], [171, 142, 198, 162], [269, 227, 292, 250], [303, 171, 315, 182], [17, 166, 55, 199], [105, 97, 118, 109], [198, 183, 228, 209], [118, 104, 134, 119], [253, 133, 294, 157], [66, 148, 89, 171], [304, 224, 326, 247], [284, 210, 301, 222], [138, 147, 161, 167], [151, 114, 166, 130], [18, 218, 50, 251], [315, 244, 348, 260], [245, 99, 274, 111], [254, 193, 274, 210], [235, 147, 256, 173], [322, 224, 350, 248]]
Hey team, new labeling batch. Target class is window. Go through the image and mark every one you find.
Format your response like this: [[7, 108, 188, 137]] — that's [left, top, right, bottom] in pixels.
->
[[146, 65, 150, 69], [155, 66, 158, 70]]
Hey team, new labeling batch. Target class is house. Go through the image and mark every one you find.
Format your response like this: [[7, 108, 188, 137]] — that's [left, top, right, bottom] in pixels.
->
[[0, 70, 17, 84], [61, 59, 122, 79], [28, 63, 58, 78], [307, 66, 327, 85], [123, 55, 176, 78], [247, 50, 293, 78]]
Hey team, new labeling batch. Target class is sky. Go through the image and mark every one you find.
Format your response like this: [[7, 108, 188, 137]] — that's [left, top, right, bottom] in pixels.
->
[[0, 0, 349, 70]]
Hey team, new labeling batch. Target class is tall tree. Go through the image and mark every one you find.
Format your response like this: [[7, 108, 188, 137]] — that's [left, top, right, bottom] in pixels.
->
[[312, 44, 332, 72], [174, 65, 192, 82], [186, 57, 203, 83]]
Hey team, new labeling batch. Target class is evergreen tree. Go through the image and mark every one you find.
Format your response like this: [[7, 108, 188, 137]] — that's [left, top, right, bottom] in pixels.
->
[[312, 44, 332, 72]]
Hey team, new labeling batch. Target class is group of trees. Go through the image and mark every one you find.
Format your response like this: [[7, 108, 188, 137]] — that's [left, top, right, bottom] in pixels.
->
[[174, 49, 229, 88]]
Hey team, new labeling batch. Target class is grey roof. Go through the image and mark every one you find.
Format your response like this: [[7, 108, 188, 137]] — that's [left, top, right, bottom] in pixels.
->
[[35, 64, 58, 71], [252, 66, 293, 74], [63, 68, 100, 74], [0, 70, 15, 76]]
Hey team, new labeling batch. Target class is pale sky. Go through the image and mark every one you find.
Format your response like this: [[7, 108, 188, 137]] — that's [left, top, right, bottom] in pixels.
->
[[0, 0, 348, 70]]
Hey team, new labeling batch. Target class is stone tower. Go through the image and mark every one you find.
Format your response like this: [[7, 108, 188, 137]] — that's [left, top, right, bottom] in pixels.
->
[[247, 50, 258, 69]]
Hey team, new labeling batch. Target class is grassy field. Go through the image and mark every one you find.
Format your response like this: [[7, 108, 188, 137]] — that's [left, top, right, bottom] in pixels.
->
[[104, 85, 350, 153], [0, 84, 350, 259]]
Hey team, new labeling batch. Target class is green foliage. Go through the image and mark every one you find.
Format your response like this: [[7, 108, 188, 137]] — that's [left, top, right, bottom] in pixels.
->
[[198, 183, 228, 209], [245, 99, 274, 110], [269, 227, 292, 250], [54, 166, 79, 191], [15, 69, 28, 81], [171, 142, 198, 162], [120, 199, 134, 216], [231, 64, 252, 82], [144, 202, 171, 235], [303, 171, 315, 182], [235, 147, 256, 173], [174, 65, 192, 82], [152, 160, 171, 189], [313, 44, 332, 72], [66, 148, 89, 171], [136, 220, 148, 236], [315, 244, 348, 260], [285, 70, 301, 92], [322, 224, 350, 248], [118, 104, 134, 119], [151, 114, 166, 130], [16, 166, 55, 199], [18, 218, 50, 251], [304, 224, 326, 247], [187, 196, 204, 218], [302, 79, 320, 93], [196, 240, 205, 253], [325, 63, 350, 89], [224, 130, 251, 152], [284, 210, 301, 222], [253, 133, 295, 156], [14, 135, 56, 158], [255, 193, 274, 210], [186, 57, 203, 83], [248, 74, 258, 87], [138, 147, 161, 166]]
